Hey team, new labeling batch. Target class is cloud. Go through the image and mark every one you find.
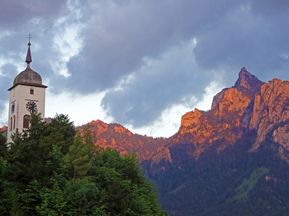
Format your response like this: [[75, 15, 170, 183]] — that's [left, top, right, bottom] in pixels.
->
[[128, 80, 223, 137], [102, 39, 210, 127], [65, 0, 242, 92], [1, 0, 289, 136], [46, 90, 113, 126], [101, 38, 230, 128], [49, 0, 84, 78], [250, 0, 289, 15], [0, 103, 8, 126], [0, 0, 65, 28], [194, 1, 289, 81]]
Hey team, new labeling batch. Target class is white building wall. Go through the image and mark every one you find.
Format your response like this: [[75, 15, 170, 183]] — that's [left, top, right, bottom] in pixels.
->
[[7, 85, 46, 143]]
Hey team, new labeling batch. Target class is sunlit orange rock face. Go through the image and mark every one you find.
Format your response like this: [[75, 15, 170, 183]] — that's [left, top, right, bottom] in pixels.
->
[[172, 67, 263, 156], [178, 88, 251, 141], [249, 79, 289, 151], [79, 67, 289, 162], [78, 120, 171, 162]]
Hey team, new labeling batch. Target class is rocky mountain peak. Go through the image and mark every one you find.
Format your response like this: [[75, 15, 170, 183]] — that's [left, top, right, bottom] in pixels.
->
[[77, 68, 289, 163], [249, 79, 289, 151], [174, 69, 287, 157], [211, 68, 262, 111], [234, 67, 264, 97]]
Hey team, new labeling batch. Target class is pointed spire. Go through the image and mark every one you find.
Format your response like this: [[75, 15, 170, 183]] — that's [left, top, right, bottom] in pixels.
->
[[25, 34, 32, 65]]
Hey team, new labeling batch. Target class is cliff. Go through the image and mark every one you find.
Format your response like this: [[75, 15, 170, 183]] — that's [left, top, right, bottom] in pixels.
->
[[80, 68, 289, 164]]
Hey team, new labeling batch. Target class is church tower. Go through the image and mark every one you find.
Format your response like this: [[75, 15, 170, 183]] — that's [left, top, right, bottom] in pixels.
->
[[7, 38, 47, 143]]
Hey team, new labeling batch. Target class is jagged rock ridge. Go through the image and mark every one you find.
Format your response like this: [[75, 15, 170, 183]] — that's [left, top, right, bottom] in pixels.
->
[[234, 67, 264, 97], [80, 68, 289, 163], [78, 120, 170, 162]]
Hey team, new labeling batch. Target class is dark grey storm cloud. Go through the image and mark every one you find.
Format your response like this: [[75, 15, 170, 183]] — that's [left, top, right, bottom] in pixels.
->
[[194, 1, 289, 82], [1, 0, 289, 128], [251, 0, 289, 15], [101, 41, 213, 126], [66, 0, 241, 91], [0, 0, 65, 28], [62, 0, 244, 126]]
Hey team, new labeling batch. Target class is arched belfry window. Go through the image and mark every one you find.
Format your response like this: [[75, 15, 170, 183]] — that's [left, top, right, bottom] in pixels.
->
[[23, 115, 30, 129]]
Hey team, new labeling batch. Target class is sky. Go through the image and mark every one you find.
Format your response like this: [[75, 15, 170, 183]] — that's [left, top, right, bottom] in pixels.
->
[[0, 0, 289, 137]]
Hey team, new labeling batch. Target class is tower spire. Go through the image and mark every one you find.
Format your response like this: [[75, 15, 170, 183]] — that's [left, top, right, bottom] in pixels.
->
[[25, 34, 32, 65]]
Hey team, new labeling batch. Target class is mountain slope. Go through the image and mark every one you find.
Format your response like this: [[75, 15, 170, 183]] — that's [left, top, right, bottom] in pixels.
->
[[79, 68, 289, 215], [78, 120, 170, 162]]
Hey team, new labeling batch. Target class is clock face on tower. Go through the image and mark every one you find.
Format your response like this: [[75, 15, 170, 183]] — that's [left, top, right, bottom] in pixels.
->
[[26, 101, 37, 113]]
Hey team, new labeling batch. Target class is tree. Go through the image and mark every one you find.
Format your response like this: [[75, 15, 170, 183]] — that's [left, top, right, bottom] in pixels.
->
[[0, 134, 7, 157], [68, 135, 91, 178], [90, 150, 166, 216], [0, 113, 166, 215]]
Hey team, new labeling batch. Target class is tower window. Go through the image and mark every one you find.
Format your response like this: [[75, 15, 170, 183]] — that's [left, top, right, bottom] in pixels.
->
[[11, 103, 15, 113], [30, 88, 34, 95], [10, 117, 13, 131], [13, 116, 16, 129], [23, 115, 30, 129]]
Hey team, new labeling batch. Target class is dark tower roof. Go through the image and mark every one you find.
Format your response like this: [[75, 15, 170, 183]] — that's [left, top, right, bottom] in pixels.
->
[[8, 38, 47, 91], [26, 40, 32, 65]]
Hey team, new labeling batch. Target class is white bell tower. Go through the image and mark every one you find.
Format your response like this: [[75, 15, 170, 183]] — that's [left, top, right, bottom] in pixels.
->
[[7, 37, 47, 143]]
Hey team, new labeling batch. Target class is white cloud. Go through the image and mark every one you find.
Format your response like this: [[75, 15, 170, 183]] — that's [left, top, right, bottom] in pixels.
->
[[0, 103, 8, 126], [126, 102, 194, 138], [0, 31, 12, 40], [45, 90, 113, 126], [51, 0, 84, 77], [195, 81, 223, 111]]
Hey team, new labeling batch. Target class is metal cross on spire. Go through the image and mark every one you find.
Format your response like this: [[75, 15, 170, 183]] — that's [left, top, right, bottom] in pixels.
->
[[27, 33, 32, 45], [26, 33, 32, 65]]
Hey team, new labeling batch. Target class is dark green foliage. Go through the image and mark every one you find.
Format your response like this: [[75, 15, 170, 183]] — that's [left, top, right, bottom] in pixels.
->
[[91, 150, 164, 216], [0, 113, 165, 216], [0, 134, 7, 157]]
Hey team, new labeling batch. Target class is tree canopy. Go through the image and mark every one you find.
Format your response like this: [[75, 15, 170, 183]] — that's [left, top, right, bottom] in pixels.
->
[[0, 113, 165, 216]]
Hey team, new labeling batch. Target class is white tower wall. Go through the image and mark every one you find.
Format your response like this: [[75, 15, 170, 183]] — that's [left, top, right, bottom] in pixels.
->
[[7, 85, 46, 143]]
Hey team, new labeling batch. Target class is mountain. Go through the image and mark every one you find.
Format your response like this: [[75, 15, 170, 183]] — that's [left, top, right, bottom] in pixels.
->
[[77, 120, 170, 162], [79, 68, 289, 216]]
